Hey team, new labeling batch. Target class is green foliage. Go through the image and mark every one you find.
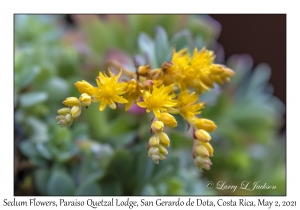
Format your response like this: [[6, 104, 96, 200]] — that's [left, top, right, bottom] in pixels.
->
[[15, 14, 285, 196]]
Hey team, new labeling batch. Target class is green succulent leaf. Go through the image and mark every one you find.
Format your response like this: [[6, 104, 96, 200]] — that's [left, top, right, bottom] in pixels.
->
[[170, 30, 193, 52], [19, 140, 40, 157], [141, 184, 156, 195], [34, 168, 51, 195], [36, 142, 52, 160], [76, 181, 102, 196], [138, 33, 158, 68], [47, 169, 75, 196], [19, 92, 48, 107], [155, 26, 170, 66]]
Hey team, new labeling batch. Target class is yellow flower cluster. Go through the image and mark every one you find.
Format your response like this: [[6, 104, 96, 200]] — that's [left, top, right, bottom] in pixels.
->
[[56, 47, 234, 171]]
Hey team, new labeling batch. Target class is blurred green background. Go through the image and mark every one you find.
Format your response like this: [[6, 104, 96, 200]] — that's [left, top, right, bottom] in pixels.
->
[[14, 14, 286, 196]]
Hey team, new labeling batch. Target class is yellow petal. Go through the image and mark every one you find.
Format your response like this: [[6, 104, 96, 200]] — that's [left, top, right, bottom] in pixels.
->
[[114, 95, 128, 104], [137, 102, 147, 108], [108, 102, 116, 109], [153, 109, 161, 118], [99, 100, 107, 111], [125, 100, 133, 111]]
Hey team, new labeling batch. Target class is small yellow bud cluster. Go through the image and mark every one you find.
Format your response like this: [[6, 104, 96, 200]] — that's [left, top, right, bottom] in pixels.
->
[[192, 118, 216, 171], [56, 93, 92, 127], [193, 140, 213, 172], [147, 120, 171, 164]]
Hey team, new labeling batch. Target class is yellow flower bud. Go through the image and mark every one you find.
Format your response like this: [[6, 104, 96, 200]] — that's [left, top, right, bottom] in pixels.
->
[[196, 156, 212, 165], [167, 108, 180, 114], [57, 107, 71, 115], [70, 106, 81, 118], [157, 132, 170, 147], [199, 73, 214, 88], [202, 142, 214, 157], [63, 97, 80, 106], [57, 119, 68, 127], [161, 62, 173, 71], [151, 121, 164, 132], [157, 153, 166, 160], [152, 155, 160, 164], [79, 93, 91, 106], [65, 114, 73, 123], [194, 156, 211, 171], [149, 136, 160, 146], [157, 144, 168, 155], [74, 80, 96, 95], [195, 118, 217, 132], [55, 115, 65, 121], [195, 156, 212, 170], [148, 147, 159, 157], [209, 64, 224, 75], [195, 145, 209, 157], [195, 129, 211, 142], [158, 113, 177, 127], [137, 65, 150, 75], [223, 67, 235, 77]]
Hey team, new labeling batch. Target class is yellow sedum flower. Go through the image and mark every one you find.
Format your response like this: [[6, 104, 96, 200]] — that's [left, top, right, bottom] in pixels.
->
[[177, 90, 204, 123], [94, 70, 128, 111], [137, 84, 177, 117], [164, 47, 235, 94]]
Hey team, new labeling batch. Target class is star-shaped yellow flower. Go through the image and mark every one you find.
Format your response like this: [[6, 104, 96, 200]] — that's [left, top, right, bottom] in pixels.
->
[[75, 70, 128, 111], [137, 84, 177, 117], [177, 90, 204, 123], [95, 70, 128, 111]]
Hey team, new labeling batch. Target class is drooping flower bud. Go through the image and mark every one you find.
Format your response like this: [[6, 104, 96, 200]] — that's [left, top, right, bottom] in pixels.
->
[[195, 118, 217, 132], [157, 144, 168, 155], [195, 129, 211, 142], [149, 135, 160, 146], [195, 145, 209, 157], [158, 113, 177, 127], [151, 121, 164, 133], [157, 132, 170, 147]]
